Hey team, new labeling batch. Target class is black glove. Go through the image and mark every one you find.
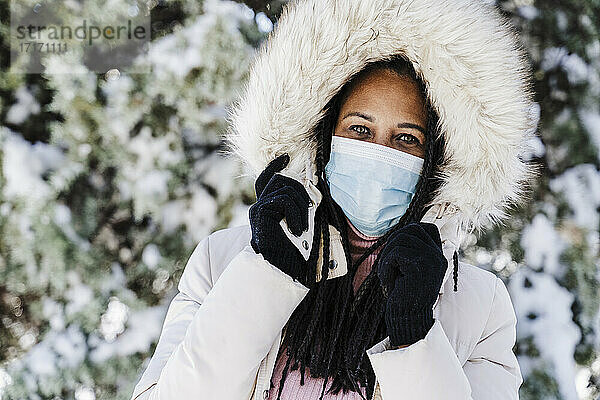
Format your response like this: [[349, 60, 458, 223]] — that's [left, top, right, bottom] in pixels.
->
[[376, 222, 448, 347], [249, 154, 312, 282]]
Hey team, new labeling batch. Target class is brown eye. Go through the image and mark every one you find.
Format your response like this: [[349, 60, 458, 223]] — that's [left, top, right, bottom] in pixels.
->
[[396, 133, 420, 145], [349, 125, 370, 136]]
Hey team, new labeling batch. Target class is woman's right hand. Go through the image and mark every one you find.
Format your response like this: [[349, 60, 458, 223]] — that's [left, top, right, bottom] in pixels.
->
[[249, 153, 313, 282]]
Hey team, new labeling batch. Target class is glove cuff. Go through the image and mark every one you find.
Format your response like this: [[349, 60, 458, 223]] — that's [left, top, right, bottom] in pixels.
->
[[251, 223, 304, 281], [386, 307, 434, 347]]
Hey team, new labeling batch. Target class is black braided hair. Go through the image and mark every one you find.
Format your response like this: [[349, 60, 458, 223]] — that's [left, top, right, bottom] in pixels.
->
[[271, 55, 453, 400]]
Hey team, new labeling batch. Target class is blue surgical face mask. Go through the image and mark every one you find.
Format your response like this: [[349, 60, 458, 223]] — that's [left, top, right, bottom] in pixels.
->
[[324, 136, 424, 237]]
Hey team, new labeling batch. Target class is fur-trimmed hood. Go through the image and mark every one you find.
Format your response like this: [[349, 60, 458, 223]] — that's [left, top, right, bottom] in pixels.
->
[[225, 0, 538, 233]]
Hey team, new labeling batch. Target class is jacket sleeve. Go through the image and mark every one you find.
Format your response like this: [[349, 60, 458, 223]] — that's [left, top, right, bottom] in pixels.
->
[[366, 276, 522, 399], [130, 234, 310, 400]]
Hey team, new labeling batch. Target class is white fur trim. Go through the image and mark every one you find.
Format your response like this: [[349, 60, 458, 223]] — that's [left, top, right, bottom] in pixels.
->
[[224, 0, 538, 230]]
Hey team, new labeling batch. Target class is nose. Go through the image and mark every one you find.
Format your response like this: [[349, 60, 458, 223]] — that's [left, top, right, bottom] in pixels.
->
[[368, 127, 395, 149]]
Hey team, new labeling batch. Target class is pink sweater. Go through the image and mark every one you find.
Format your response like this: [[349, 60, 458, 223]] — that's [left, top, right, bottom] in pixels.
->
[[267, 217, 383, 399]]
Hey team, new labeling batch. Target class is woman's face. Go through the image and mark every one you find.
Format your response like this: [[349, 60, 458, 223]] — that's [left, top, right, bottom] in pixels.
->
[[333, 68, 427, 158]]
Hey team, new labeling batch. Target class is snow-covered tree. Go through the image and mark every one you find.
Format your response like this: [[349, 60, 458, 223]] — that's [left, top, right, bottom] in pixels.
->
[[462, 2, 600, 399], [0, 0, 270, 398]]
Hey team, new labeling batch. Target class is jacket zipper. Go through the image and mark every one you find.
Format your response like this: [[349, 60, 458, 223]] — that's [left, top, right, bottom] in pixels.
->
[[252, 328, 285, 400]]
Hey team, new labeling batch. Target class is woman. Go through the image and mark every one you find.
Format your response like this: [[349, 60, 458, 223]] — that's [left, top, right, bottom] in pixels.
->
[[130, 0, 536, 399]]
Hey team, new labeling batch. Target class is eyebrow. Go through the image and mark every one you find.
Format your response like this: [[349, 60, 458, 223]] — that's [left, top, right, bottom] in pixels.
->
[[342, 111, 427, 135]]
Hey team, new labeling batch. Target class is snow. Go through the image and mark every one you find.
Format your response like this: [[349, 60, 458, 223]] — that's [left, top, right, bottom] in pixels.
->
[[510, 268, 581, 400], [183, 186, 218, 243], [17, 326, 88, 379], [228, 203, 251, 228], [562, 53, 589, 84], [99, 263, 127, 295], [200, 152, 241, 200], [556, 11, 568, 31], [129, 169, 171, 211], [90, 305, 167, 364], [53, 203, 71, 226], [100, 297, 129, 342], [53, 203, 91, 251], [519, 102, 544, 161], [64, 272, 94, 316], [74, 386, 95, 400], [517, 6, 539, 20], [541, 47, 590, 84], [6, 86, 41, 125], [116, 127, 184, 220], [128, 127, 182, 171], [255, 12, 273, 33], [576, 366, 594, 399], [550, 164, 600, 231], [18, 331, 36, 350], [1, 131, 64, 201], [142, 244, 162, 270], [0, 368, 13, 396], [515, 163, 600, 400], [24, 341, 57, 377], [521, 135, 545, 161], [474, 248, 493, 265], [52, 325, 87, 368], [542, 47, 569, 71], [203, 0, 255, 27], [520, 214, 566, 276], [580, 110, 600, 161], [160, 200, 188, 234], [158, 187, 218, 244], [149, 0, 251, 79], [42, 298, 66, 331], [101, 74, 137, 145]]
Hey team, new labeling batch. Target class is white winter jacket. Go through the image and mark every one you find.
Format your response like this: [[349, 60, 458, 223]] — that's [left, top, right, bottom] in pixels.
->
[[131, 0, 537, 398], [130, 203, 523, 400]]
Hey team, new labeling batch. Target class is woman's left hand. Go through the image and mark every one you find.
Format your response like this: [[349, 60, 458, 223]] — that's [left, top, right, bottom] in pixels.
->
[[376, 222, 448, 347]]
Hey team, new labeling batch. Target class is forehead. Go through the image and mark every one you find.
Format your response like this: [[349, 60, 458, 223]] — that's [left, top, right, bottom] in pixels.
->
[[339, 69, 427, 118]]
